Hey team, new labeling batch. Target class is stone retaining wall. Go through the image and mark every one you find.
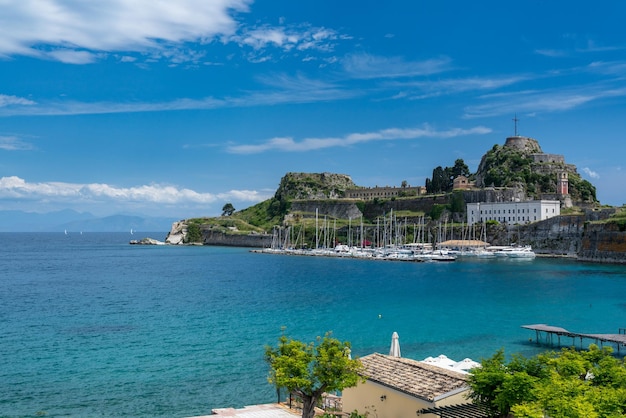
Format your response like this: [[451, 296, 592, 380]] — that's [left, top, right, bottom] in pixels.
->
[[200, 229, 273, 248], [579, 222, 626, 264]]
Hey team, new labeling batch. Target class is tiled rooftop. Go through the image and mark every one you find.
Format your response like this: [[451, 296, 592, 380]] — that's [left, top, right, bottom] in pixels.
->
[[359, 353, 469, 402]]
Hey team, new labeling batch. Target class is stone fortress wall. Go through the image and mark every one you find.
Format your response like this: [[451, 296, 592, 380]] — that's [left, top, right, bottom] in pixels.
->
[[345, 185, 425, 200]]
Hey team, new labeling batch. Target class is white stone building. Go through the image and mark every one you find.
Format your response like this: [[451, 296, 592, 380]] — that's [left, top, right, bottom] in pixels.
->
[[466, 200, 561, 226]]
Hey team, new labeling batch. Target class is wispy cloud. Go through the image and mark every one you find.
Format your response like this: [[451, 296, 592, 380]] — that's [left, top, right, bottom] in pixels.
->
[[0, 74, 356, 117], [384, 75, 530, 100], [534, 37, 623, 59], [0, 135, 35, 151], [342, 53, 452, 79], [0, 97, 223, 117], [576, 39, 623, 54], [0, 1, 349, 65], [0, 0, 251, 62], [587, 60, 626, 76], [229, 24, 340, 53], [582, 167, 600, 179], [227, 125, 491, 154], [463, 84, 626, 118], [535, 49, 568, 58], [0, 176, 269, 206], [0, 94, 36, 107]]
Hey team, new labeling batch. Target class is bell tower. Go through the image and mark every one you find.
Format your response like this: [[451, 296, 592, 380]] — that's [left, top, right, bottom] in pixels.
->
[[557, 172, 569, 195]]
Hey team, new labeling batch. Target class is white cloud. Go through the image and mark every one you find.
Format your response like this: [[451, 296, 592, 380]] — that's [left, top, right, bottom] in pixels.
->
[[0, 96, 224, 117], [229, 24, 341, 56], [0, 0, 251, 61], [0, 1, 347, 65], [0, 94, 36, 107], [582, 167, 600, 179], [464, 84, 626, 118], [535, 49, 568, 58], [587, 60, 626, 76], [534, 36, 622, 59], [342, 53, 452, 79], [0, 176, 268, 205], [384, 75, 530, 100], [46, 49, 100, 64], [0, 74, 357, 117], [0, 135, 35, 151], [227, 125, 491, 154]]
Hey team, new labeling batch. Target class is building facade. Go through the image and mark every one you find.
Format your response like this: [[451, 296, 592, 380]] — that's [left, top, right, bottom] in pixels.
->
[[345, 185, 425, 200], [452, 175, 474, 190], [341, 353, 473, 418], [466, 200, 561, 226]]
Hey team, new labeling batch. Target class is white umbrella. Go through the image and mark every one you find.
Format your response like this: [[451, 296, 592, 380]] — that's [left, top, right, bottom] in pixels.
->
[[389, 332, 401, 357], [452, 358, 481, 371], [422, 354, 456, 370]]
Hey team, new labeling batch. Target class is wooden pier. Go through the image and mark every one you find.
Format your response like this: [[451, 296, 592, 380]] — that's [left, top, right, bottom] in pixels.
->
[[522, 324, 626, 353]]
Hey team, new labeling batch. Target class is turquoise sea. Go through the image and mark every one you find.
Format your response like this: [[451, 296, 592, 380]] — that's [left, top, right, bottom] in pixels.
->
[[1, 232, 626, 417]]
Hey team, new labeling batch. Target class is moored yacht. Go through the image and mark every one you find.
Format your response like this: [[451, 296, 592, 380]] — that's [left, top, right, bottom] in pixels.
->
[[494, 245, 536, 258]]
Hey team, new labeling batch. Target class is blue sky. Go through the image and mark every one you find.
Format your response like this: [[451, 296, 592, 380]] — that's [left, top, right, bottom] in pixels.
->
[[1, 0, 625, 219]]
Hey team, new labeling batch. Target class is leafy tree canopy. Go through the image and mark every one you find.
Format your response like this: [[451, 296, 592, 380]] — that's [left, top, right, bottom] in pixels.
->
[[468, 345, 626, 418], [221, 202, 236, 216], [265, 331, 364, 418], [426, 159, 470, 194]]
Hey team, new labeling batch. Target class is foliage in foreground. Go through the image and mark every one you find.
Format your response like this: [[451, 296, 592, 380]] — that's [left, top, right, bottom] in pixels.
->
[[467, 345, 626, 418], [265, 331, 364, 418]]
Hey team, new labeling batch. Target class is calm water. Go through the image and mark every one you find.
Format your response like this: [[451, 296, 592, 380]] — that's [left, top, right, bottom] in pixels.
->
[[1, 232, 625, 417]]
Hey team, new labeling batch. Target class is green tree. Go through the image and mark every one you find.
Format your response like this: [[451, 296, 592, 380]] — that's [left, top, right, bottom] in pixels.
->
[[221, 203, 236, 216], [426, 159, 470, 193], [469, 345, 626, 418], [449, 158, 471, 181], [184, 223, 202, 243], [450, 191, 466, 213], [265, 331, 364, 418], [427, 166, 447, 193]]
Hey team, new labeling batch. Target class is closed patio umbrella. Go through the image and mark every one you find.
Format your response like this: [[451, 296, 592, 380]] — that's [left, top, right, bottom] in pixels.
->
[[389, 331, 401, 357]]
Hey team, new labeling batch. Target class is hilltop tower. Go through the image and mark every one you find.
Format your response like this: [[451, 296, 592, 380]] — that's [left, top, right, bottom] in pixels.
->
[[504, 136, 543, 153]]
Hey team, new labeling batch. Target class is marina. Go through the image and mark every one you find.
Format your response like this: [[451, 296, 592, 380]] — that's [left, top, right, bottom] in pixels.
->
[[252, 241, 537, 262], [256, 210, 538, 262]]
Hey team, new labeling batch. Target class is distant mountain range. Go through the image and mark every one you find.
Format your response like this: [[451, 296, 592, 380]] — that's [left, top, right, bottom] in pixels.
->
[[0, 209, 177, 233]]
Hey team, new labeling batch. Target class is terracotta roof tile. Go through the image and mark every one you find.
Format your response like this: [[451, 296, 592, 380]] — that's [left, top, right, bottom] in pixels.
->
[[359, 353, 469, 402]]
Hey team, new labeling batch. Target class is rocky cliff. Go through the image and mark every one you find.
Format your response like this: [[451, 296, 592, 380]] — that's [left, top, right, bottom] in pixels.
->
[[274, 172, 356, 200], [484, 208, 625, 263], [579, 222, 626, 264], [198, 229, 273, 247], [487, 215, 586, 256], [165, 220, 273, 247], [287, 200, 363, 221], [473, 136, 595, 203]]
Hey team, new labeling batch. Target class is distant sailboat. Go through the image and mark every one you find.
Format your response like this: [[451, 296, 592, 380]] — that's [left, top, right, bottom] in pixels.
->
[[64, 229, 68, 235], [130, 229, 134, 235]]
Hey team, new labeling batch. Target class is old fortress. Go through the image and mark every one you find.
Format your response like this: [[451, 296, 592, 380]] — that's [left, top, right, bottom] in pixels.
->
[[344, 135, 574, 226]]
